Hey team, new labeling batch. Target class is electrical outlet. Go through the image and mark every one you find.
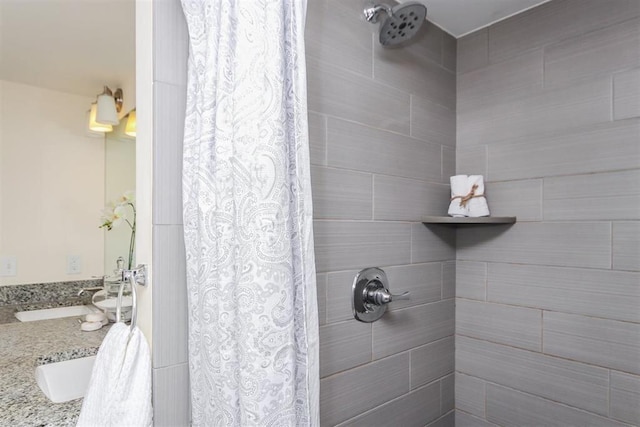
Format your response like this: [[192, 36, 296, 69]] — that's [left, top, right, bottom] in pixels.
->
[[67, 255, 82, 275], [0, 256, 17, 276]]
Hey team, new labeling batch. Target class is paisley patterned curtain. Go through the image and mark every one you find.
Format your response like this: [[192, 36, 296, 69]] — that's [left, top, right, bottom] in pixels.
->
[[180, 1, 319, 425]]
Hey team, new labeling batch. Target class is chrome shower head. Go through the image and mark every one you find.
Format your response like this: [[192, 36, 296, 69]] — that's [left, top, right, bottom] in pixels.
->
[[364, 1, 427, 47]]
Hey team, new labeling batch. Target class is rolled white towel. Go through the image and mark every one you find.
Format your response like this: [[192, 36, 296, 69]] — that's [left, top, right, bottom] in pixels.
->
[[467, 175, 490, 217], [448, 175, 470, 217]]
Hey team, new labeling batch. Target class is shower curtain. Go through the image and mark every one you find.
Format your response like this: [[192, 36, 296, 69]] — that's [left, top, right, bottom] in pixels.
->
[[180, 1, 319, 426]]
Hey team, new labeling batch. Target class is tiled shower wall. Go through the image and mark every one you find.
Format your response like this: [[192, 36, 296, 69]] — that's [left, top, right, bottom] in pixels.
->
[[150, 0, 457, 425], [455, 1, 640, 426], [151, 0, 190, 425], [306, 1, 456, 425]]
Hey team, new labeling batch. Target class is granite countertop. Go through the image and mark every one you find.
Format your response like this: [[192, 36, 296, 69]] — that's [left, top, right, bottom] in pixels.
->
[[0, 317, 109, 426]]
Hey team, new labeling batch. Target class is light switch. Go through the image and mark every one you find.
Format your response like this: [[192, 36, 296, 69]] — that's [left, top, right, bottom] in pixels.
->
[[67, 255, 82, 275], [0, 256, 17, 276]]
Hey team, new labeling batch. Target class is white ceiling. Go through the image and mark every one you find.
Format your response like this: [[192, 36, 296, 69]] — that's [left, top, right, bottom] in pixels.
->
[[413, 0, 552, 38], [0, 0, 135, 99]]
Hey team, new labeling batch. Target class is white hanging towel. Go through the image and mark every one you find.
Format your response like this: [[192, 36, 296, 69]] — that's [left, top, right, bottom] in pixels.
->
[[77, 322, 152, 427], [467, 175, 490, 217], [448, 175, 470, 217]]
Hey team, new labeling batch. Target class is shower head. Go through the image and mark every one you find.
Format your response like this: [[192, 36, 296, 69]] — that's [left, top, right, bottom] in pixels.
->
[[364, 1, 427, 47]]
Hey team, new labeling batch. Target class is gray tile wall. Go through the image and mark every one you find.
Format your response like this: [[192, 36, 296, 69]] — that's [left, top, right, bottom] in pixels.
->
[[151, 0, 456, 426], [309, 0, 457, 424], [151, 0, 190, 425], [455, 1, 640, 425]]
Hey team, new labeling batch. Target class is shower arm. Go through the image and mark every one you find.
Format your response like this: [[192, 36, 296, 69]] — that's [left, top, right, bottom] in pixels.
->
[[364, 4, 393, 23]]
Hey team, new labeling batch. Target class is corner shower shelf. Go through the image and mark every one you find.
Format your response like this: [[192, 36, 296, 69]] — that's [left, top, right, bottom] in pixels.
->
[[421, 216, 517, 226]]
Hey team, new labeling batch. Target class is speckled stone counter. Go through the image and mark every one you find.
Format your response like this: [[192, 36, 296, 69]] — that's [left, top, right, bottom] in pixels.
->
[[0, 317, 109, 426]]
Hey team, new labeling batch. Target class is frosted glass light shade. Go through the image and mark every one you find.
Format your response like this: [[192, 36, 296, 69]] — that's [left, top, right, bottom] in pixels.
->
[[96, 93, 119, 125], [125, 110, 136, 137], [88, 103, 112, 132]]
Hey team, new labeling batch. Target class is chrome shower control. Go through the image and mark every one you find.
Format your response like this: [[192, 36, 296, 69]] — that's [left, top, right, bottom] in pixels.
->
[[353, 267, 411, 323], [365, 286, 410, 305]]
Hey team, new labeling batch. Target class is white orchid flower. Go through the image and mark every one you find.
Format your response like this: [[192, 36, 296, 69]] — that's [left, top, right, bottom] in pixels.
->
[[100, 192, 136, 269], [111, 205, 126, 227], [118, 190, 135, 205]]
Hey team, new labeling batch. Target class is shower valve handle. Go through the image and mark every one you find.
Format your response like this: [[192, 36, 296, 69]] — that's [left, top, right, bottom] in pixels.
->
[[365, 282, 411, 305]]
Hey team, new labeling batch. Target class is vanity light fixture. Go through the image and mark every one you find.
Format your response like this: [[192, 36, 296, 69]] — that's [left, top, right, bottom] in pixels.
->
[[96, 86, 123, 125], [125, 109, 136, 137], [88, 102, 113, 133]]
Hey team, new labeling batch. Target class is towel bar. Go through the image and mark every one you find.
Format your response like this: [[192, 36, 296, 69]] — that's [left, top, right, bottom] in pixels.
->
[[116, 264, 147, 330]]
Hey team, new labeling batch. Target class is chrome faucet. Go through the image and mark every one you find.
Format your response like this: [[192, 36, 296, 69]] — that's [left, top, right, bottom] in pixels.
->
[[77, 286, 104, 297]]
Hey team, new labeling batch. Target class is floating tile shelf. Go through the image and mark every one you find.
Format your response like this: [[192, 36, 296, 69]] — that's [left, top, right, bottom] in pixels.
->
[[421, 216, 517, 225]]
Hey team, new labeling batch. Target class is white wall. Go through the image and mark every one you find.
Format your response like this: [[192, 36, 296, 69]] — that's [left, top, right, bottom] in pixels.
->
[[0, 80, 105, 285]]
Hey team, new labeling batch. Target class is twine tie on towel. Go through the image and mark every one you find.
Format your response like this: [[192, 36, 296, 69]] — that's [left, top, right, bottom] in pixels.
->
[[451, 184, 484, 207]]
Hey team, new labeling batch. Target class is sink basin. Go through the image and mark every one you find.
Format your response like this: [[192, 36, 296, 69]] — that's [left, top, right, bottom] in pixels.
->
[[15, 305, 102, 322], [35, 356, 96, 403]]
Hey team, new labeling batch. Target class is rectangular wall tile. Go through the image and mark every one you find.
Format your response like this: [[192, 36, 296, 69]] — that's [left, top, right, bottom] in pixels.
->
[[614, 68, 640, 120], [373, 299, 454, 359], [442, 261, 455, 299], [458, 50, 543, 113], [307, 58, 410, 134], [374, 176, 449, 221], [305, 0, 373, 78], [456, 261, 487, 301], [611, 371, 640, 425], [456, 299, 542, 351], [457, 222, 611, 269], [374, 33, 455, 110], [410, 337, 454, 389], [386, 263, 443, 311], [486, 384, 628, 427], [337, 381, 441, 427], [613, 221, 640, 271], [153, 0, 188, 86], [320, 353, 410, 426], [326, 269, 359, 324], [411, 223, 456, 263], [543, 311, 640, 374], [153, 363, 190, 427], [314, 221, 411, 273], [428, 411, 455, 427], [442, 32, 457, 73], [441, 373, 455, 414], [320, 320, 372, 378], [153, 82, 186, 225], [317, 273, 327, 326], [486, 179, 542, 222], [308, 112, 326, 166], [457, 29, 488, 74], [488, 263, 640, 323], [327, 118, 441, 182], [544, 18, 640, 88], [456, 411, 497, 427], [489, 120, 640, 181], [458, 78, 611, 147], [456, 373, 486, 418], [442, 146, 456, 184], [411, 95, 456, 147], [457, 336, 610, 415], [311, 166, 372, 220], [456, 146, 487, 177], [544, 170, 640, 221], [152, 225, 188, 368], [488, 0, 640, 63]]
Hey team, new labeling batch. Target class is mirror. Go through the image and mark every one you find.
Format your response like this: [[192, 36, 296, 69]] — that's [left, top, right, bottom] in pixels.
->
[[0, 0, 135, 291], [104, 118, 137, 275]]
